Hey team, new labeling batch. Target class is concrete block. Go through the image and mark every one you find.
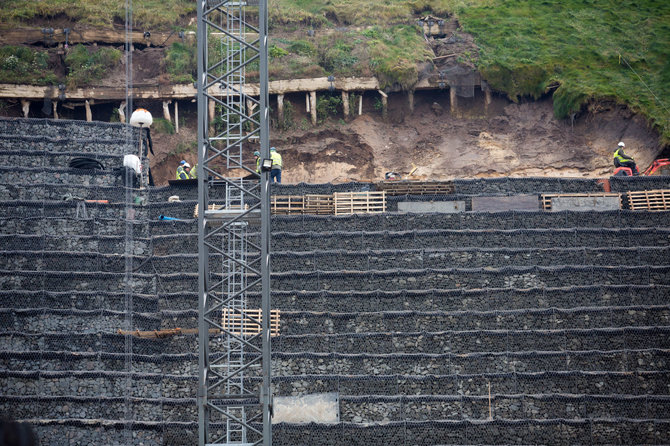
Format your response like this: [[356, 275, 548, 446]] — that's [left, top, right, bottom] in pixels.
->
[[551, 196, 621, 212], [398, 201, 465, 213], [471, 195, 539, 212]]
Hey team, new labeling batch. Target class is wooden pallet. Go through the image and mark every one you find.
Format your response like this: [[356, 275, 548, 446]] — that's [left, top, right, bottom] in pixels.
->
[[540, 193, 622, 211], [193, 203, 224, 218], [304, 194, 334, 215], [222, 308, 280, 336], [627, 189, 670, 211], [376, 180, 455, 196], [271, 195, 304, 214], [333, 191, 386, 215]]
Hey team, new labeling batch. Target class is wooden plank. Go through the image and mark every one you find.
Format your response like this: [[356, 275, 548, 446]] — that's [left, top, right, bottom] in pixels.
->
[[333, 191, 386, 215], [376, 180, 454, 196], [304, 194, 334, 215], [0, 27, 196, 47], [118, 328, 220, 338], [222, 308, 280, 336], [194, 203, 224, 218], [271, 195, 304, 214], [0, 76, 381, 100], [627, 189, 670, 211]]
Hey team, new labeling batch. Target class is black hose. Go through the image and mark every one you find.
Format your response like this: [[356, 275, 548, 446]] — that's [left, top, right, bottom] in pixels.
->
[[69, 157, 105, 170]]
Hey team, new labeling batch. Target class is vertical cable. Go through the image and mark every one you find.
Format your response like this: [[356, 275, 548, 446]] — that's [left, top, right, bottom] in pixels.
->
[[123, 0, 134, 443]]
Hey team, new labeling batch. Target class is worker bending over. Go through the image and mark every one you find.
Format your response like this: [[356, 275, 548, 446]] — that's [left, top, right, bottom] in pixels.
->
[[613, 141, 638, 175]]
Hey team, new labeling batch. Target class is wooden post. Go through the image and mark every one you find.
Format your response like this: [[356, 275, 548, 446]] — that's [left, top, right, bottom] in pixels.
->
[[305, 93, 310, 113], [208, 99, 215, 134], [342, 91, 349, 118], [163, 100, 172, 122], [246, 98, 257, 132], [52, 101, 59, 120], [408, 91, 414, 113], [85, 99, 92, 122], [174, 100, 179, 133], [119, 101, 126, 123], [450, 87, 458, 114], [358, 94, 363, 116], [484, 88, 492, 113], [378, 90, 388, 120], [309, 91, 317, 125], [277, 94, 284, 123], [21, 100, 30, 118]]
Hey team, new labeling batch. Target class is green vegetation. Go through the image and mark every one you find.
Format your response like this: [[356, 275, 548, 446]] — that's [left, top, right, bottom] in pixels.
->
[[365, 25, 432, 89], [0, 46, 57, 85], [2, 0, 668, 141], [454, 0, 670, 141], [0, 0, 195, 28], [65, 44, 121, 87], [165, 42, 196, 83], [153, 117, 175, 134], [270, 0, 453, 27], [316, 95, 342, 123], [264, 26, 430, 89], [269, 44, 289, 59], [278, 99, 294, 130]]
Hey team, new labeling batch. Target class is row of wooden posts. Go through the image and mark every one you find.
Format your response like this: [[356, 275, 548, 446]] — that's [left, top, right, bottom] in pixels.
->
[[16, 85, 493, 128]]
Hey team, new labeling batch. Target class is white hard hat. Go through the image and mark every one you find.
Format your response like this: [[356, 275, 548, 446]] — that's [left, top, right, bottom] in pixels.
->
[[618, 141, 625, 147], [183, 162, 191, 168]]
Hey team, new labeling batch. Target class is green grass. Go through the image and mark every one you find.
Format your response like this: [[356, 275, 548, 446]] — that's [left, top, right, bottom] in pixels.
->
[[2, 0, 668, 142], [270, 0, 455, 27], [454, 0, 670, 141], [0, 0, 195, 29], [65, 44, 122, 87], [165, 42, 196, 83], [0, 46, 57, 85]]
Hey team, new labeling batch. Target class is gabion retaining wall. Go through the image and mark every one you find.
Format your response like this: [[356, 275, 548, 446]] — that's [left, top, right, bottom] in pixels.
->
[[2, 117, 670, 445]]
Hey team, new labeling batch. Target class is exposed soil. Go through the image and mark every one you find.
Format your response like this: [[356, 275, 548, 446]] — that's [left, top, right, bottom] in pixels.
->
[[146, 90, 664, 186]]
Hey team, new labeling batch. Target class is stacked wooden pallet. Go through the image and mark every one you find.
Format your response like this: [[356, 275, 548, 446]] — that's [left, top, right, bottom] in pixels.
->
[[540, 193, 622, 211], [333, 191, 386, 215], [376, 180, 455, 195], [271, 192, 385, 215], [627, 189, 670, 211], [271, 195, 304, 215], [222, 308, 281, 336], [304, 194, 334, 215]]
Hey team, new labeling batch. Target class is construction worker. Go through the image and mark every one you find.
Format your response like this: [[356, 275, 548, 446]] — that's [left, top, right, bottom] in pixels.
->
[[176, 160, 190, 180], [270, 147, 282, 183], [254, 151, 261, 174], [613, 141, 638, 175], [190, 163, 198, 179]]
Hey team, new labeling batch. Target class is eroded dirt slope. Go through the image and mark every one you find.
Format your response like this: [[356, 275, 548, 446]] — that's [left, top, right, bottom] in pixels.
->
[[244, 94, 663, 185]]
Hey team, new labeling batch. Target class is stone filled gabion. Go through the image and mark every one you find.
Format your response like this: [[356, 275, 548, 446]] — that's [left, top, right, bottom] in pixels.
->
[[2, 117, 670, 444]]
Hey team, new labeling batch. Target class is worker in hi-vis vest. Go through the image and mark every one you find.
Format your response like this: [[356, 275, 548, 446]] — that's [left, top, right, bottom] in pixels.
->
[[254, 151, 261, 174], [175, 160, 190, 180], [270, 147, 282, 183], [613, 141, 638, 175]]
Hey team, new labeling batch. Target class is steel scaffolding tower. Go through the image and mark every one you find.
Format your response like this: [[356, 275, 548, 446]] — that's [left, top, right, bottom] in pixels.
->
[[196, 0, 271, 445]]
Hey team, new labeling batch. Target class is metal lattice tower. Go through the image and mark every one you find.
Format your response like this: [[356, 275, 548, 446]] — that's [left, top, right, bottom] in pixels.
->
[[196, 0, 271, 445]]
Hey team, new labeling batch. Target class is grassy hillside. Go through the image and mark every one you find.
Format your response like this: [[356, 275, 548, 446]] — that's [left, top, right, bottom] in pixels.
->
[[456, 0, 670, 142], [0, 0, 668, 142], [0, 0, 194, 29]]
